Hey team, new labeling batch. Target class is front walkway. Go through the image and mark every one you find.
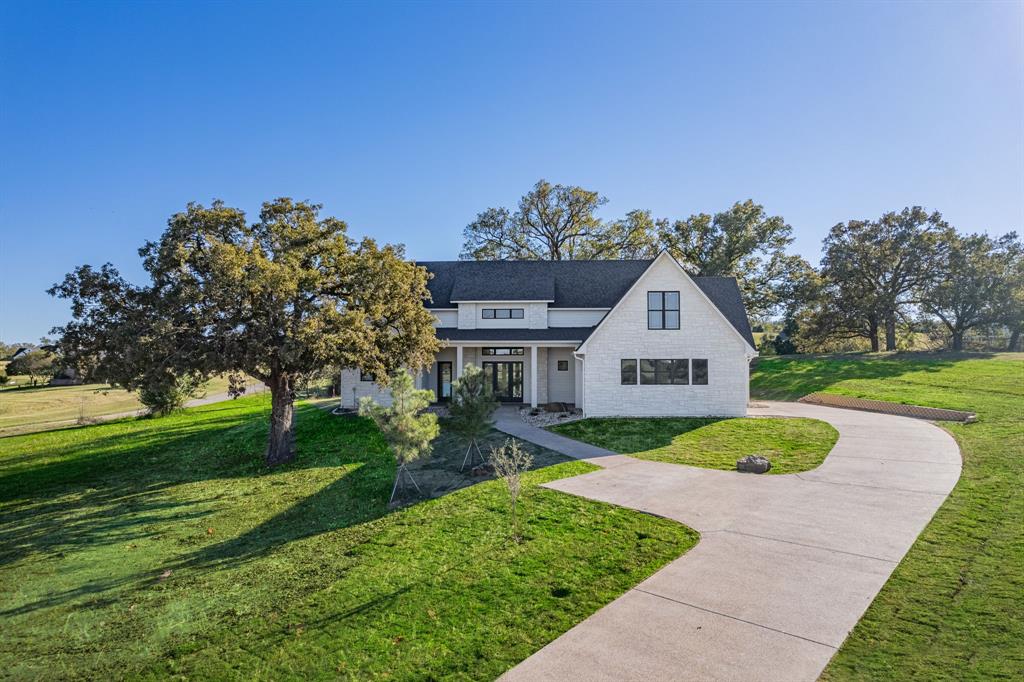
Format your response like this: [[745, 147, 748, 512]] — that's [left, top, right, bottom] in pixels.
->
[[495, 402, 962, 681]]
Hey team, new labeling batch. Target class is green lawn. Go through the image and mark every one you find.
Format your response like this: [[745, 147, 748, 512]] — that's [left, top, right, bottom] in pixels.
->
[[550, 416, 838, 474], [751, 353, 1024, 681], [0, 395, 696, 680], [0, 375, 248, 437]]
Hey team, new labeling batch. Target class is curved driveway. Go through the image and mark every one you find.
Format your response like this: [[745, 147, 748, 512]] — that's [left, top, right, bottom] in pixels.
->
[[498, 401, 962, 682]]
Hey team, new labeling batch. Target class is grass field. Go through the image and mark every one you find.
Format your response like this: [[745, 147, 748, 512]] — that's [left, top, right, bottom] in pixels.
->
[[751, 353, 1024, 681], [0, 376, 248, 437], [0, 395, 695, 679], [550, 416, 838, 474]]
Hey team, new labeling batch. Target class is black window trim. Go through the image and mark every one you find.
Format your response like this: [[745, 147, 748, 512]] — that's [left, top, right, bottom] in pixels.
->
[[482, 347, 525, 356], [481, 307, 525, 319], [647, 291, 680, 330], [557, 359, 569, 371], [620, 358, 638, 385], [359, 371, 375, 382], [639, 358, 690, 385], [691, 358, 709, 385]]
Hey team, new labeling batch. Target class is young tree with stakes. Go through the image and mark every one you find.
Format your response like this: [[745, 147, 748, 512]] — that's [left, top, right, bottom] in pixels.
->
[[446, 363, 498, 471], [489, 438, 533, 543], [359, 371, 440, 503]]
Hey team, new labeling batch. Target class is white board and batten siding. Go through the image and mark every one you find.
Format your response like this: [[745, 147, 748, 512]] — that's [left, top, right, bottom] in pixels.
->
[[581, 255, 752, 418]]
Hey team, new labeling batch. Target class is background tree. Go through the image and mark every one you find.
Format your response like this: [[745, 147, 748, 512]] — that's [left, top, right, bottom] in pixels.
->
[[917, 232, 1009, 351], [50, 198, 440, 466], [990, 233, 1024, 351], [658, 200, 811, 317], [460, 179, 657, 260], [818, 208, 952, 351], [446, 363, 498, 471], [359, 371, 440, 503], [6, 347, 56, 385]]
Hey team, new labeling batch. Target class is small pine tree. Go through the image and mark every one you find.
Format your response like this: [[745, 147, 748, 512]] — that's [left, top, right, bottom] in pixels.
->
[[359, 371, 439, 503], [447, 364, 498, 471]]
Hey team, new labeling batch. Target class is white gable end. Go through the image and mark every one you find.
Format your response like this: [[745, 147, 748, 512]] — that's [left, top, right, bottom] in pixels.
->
[[579, 253, 751, 417]]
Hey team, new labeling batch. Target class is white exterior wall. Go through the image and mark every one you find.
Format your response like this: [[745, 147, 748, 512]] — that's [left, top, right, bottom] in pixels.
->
[[581, 256, 751, 418], [460, 302, 548, 329], [548, 309, 607, 327], [432, 310, 458, 327], [547, 347, 576, 403], [340, 368, 394, 408]]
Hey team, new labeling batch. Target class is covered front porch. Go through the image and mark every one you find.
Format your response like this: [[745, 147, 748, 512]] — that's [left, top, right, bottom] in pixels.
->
[[419, 341, 582, 409]]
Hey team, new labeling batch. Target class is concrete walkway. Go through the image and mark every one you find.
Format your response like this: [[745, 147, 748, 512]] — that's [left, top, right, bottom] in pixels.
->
[[496, 402, 962, 682]]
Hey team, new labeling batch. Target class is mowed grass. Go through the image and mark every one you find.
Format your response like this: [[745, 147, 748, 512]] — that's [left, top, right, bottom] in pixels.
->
[[751, 353, 1024, 681], [0, 395, 696, 680], [550, 416, 838, 474], [0, 376, 245, 437]]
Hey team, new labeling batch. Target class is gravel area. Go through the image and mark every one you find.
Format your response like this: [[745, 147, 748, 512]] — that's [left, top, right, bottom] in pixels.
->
[[519, 406, 584, 428]]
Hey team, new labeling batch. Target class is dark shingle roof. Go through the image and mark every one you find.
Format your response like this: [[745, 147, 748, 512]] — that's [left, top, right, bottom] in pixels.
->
[[690, 277, 756, 348], [417, 259, 754, 348], [418, 260, 652, 308], [435, 327, 595, 342]]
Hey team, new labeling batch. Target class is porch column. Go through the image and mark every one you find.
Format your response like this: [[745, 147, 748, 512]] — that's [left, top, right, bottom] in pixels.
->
[[530, 345, 538, 408], [455, 345, 464, 379]]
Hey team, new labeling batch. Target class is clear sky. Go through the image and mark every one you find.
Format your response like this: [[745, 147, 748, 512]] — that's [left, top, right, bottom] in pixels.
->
[[1, 0, 1021, 342]]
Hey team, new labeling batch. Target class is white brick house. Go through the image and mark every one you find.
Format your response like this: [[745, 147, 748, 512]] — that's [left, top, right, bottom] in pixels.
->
[[340, 252, 758, 417]]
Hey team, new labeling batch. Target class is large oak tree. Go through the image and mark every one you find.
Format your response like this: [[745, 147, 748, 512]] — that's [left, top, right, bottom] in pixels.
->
[[460, 179, 657, 260], [658, 200, 813, 317], [50, 198, 439, 466]]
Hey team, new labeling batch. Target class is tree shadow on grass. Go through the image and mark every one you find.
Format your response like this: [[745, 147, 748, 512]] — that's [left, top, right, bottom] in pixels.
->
[[750, 352, 970, 400]]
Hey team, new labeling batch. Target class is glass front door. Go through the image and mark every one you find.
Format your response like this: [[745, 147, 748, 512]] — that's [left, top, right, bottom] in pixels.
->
[[482, 361, 523, 402], [437, 362, 452, 402]]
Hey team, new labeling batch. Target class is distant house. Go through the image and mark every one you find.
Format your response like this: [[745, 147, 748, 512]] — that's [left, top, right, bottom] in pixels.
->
[[341, 251, 757, 417]]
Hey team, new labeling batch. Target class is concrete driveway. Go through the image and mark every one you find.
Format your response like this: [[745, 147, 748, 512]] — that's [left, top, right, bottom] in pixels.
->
[[497, 401, 961, 681]]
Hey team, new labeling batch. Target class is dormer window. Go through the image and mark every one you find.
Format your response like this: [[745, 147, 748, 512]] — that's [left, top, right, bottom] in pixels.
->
[[482, 308, 524, 319], [647, 291, 680, 329]]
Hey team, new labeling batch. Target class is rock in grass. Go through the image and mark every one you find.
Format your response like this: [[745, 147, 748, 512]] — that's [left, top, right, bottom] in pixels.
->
[[737, 455, 771, 474]]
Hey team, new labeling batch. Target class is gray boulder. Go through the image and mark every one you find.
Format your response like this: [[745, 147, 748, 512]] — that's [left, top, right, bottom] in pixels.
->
[[737, 455, 772, 474]]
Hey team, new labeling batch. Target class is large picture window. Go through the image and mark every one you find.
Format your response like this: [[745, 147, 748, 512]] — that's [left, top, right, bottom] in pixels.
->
[[691, 358, 709, 385], [647, 291, 680, 329], [620, 359, 637, 385], [482, 308, 524, 319], [639, 359, 689, 385]]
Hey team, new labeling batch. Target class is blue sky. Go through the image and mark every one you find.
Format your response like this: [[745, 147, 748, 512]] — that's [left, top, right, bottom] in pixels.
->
[[2, 0, 1021, 342]]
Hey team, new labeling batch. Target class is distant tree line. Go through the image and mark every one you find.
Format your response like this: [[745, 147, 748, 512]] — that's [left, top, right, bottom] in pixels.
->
[[461, 180, 1023, 353]]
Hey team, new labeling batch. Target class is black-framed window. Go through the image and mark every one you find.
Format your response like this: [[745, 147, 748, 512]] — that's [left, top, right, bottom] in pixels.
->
[[647, 291, 680, 329], [482, 308, 524, 319], [557, 360, 568, 371], [692, 359, 709, 385], [640, 359, 689, 385], [482, 347, 525, 356], [359, 371, 375, 382], [620, 359, 637, 385]]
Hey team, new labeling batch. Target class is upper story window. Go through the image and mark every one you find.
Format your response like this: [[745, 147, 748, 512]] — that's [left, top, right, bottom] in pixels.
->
[[647, 291, 680, 329], [482, 308, 524, 319], [360, 371, 375, 382], [482, 347, 525, 356]]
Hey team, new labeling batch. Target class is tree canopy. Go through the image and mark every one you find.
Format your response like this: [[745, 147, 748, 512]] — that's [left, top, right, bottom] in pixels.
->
[[50, 198, 440, 465], [460, 180, 657, 260], [657, 200, 814, 317]]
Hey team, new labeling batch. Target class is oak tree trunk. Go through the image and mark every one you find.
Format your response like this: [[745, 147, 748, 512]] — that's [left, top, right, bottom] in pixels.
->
[[951, 331, 964, 352], [868, 317, 880, 352], [266, 371, 295, 467], [1009, 328, 1021, 352], [884, 315, 897, 351]]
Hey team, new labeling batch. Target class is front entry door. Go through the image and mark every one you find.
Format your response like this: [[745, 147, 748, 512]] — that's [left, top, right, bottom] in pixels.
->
[[482, 361, 523, 402], [437, 361, 452, 402]]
